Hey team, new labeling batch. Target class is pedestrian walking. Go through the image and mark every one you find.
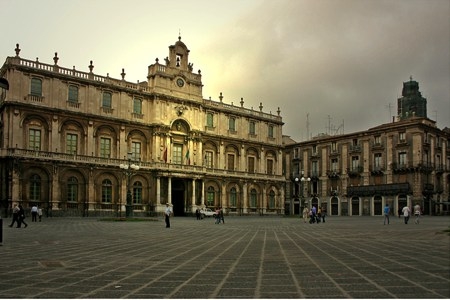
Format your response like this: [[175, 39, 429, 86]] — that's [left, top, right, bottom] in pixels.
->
[[397, 207, 402, 218], [219, 207, 225, 224], [37, 207, 43, 222], [31, 205, 38, 222], [165, 203, 172, 228], [8, 203, 20, 228], [195, 208, 201, 220], [309, 206, 317, 224], [383, 203, 390, 225], [317, 207, 322, 223], [321, 207, 326, 223], [18, 204, 28, 228], [414, 203, 421, 224], [302, 207, 309, 223], [215, 207, 221, 224], [402, 205, 411, 224]]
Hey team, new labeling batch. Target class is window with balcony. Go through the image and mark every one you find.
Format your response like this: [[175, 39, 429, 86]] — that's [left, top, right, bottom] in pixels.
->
[[351, 156, 359, 171], [398, 151, 407, 166], [399, 132, 406, 143], [172, 144, 183, 164], [66, 133, 78, 155], [204, 151, 213, 168], [131, 142, 141, 161], [227, 154, 235, 171], [331, 158, 338, 172], [267, 159, 273, 174], [31, 78, 42, 96], [100, 137, 111, 158], [29, 129, 41, 150], [68, 85, 78, 103], [374, 153, 382, 168], [248, 156, 255, 173]]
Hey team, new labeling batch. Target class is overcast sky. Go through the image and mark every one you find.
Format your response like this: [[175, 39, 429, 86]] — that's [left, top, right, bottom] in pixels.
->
[[1, 0, 449, 142]]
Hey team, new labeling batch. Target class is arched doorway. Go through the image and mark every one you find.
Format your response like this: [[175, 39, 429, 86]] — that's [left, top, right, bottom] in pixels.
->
[[171, 179, 186, 216], [351, 197, 360, 216], [374, 195, 382, 215]]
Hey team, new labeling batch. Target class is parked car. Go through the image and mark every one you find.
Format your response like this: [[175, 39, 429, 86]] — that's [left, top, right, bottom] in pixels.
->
[[200, 208, 217, 218]]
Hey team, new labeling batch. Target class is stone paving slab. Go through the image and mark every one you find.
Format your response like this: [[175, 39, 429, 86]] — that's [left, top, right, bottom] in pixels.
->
[[0, 215, 449, 299]]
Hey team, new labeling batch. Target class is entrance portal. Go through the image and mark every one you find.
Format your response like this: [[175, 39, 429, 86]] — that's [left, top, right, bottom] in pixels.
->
[[171, 179, 186, 216]]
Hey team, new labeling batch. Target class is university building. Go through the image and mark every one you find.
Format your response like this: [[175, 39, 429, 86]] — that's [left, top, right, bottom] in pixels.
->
[[0, 37, 286, 217], [284, 79, 450, 216]]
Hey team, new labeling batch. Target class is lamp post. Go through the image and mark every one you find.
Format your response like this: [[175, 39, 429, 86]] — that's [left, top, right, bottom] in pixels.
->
[[300, 172, 311, 212], [120, 153, 140, 218]]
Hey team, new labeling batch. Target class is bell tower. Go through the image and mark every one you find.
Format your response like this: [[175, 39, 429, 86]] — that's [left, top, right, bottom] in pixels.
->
[[147, 36, 203, 101]]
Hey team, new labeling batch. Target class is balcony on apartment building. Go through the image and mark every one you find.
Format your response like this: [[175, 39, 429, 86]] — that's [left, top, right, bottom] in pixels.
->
[[347, 165, 363, 177]]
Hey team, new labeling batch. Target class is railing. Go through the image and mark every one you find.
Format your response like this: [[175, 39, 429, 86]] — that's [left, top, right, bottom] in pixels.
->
[[3, 148, 284, 181]]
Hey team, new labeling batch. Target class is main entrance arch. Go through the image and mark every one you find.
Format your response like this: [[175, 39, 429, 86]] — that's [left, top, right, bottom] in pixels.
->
[[172, 179, 186, 216]]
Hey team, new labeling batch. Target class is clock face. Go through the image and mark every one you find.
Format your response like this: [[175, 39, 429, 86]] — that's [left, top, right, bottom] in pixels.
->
[[176, 78, 184, 87]]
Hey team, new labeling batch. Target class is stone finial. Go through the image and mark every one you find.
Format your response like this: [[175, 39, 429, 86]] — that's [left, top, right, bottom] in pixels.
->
[[15, 43, 21, 57], [198, 69, 201, 75], [88, 60, 94, 73], [219, 92, 223, 102], [277, 107, 281, 116], [155, 57, 159, 63], [53, 52, 59, 65], [240, 97, 244, 107], [121, 68, 126, 80], [259, 102, 263, 111]]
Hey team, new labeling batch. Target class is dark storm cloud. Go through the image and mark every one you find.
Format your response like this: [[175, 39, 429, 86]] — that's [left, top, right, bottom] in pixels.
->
[[199, 0, 450, 141]]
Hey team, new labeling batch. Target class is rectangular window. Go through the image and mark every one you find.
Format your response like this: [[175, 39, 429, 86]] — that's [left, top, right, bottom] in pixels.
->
[[374, 136, 381, 145], [227, 154, 235, 171], [29, 129, 41, 150], [331, 158, 338, 171], [399, 132, 406, 142], [102, 92, 112, 108], [229, 117, 236, 131], [204, 151, 213, 168], [173, 144, 183, 164], [133, 98, 142, 114], [131, 142, 141, 161], [331, 142, 337, 152], [268, 125, 274, 138], [312, 161, 319, 177], [374, 153, 382, 168], [206, 112, 214, 128], [398, 152, 407, 166], [248, 157, 255, 173], [133, 185, 142, 204], [66, 133, 78, 155], [68, 85, 78, 103], [249, 121, 256, 135], [100, 137, 111, 158], [352, 156, 359, 169], [31, 78, 42, 96], [267, 159, 273, 174]]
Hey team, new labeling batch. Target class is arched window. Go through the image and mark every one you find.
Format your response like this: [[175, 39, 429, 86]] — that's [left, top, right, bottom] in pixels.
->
[[229, 187, 237, 207], [133, 181, 142, 204], [30, 174, 41, 201], [250, 189, 257, 207], [268, 190, 275, 209], [67, 176, 78, 202], [207, 186, 215, 207], [102, 179, 112, 203]]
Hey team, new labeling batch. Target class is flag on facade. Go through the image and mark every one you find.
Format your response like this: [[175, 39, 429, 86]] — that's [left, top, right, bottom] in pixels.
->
[[185, 148, 190, 164]]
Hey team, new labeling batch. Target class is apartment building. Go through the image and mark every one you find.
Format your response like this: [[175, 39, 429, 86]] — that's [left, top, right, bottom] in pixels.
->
[[285, 79, 450, 216], [0, 38, 285, 217]]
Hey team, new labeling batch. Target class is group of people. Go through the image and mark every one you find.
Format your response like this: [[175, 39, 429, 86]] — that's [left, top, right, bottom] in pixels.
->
[[214, 207, 225, 224], [302, 206, 326, 224], [384, 203, 422, 225], [8, 203, 43, 229]]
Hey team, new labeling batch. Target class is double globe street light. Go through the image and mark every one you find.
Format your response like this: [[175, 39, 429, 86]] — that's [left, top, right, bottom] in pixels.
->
[[295, 171, 311, 213], [119, 153, 140, 218]]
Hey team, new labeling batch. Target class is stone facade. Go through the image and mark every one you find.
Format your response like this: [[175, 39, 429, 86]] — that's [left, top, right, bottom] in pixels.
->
[[0, 38, 285, 217]]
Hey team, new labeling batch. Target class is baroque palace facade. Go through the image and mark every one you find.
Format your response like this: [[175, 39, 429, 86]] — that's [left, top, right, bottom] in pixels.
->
[[0, 38, 285, 217], [284, 79, 450, 216]]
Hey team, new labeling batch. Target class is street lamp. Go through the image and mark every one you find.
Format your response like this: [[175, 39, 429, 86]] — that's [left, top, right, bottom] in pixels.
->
[[300, 172, 311, 211], [120, 153, 140, 218]]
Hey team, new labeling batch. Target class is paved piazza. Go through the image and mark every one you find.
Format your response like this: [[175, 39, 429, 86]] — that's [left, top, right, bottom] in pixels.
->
[[0, 215, 449, 299]]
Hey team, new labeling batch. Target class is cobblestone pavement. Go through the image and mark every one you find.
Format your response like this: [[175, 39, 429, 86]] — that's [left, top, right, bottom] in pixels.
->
[[0, 215, 449, 299]]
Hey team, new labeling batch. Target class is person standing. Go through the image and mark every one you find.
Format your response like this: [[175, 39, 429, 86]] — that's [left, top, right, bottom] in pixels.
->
[[18, 204, 28, 228], [37, 207, 43, 222], [195, 208, 201, 220], [165, 203, 172, 228], [302, 207, 309, 223], [8, 203, 20, 228], [402, 205, 411, 224], [31, 205, 38, 222], [219, 207, 225, 224], [321, 207, 326, 223], [309, 206, 317, 224], [414, 203, 421, 224], [383, 204, 390, 225]]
